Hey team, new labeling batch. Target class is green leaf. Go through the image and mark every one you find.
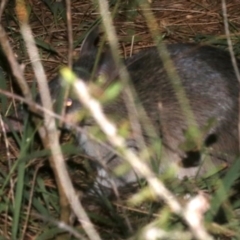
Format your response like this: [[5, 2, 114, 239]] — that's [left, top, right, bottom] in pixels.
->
[[35, 38, 58, 54], [100, 81, 122, 103], [207, 157, 240, 221]]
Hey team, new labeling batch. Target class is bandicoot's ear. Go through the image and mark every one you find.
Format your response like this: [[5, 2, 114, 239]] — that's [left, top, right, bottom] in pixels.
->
[[97, 49, 119, 82], [80, 26, 100, 56], [79, 25, 120, 82]]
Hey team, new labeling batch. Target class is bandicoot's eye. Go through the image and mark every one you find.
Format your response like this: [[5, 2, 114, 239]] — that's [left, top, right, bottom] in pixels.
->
[[65, 98, 73, 107]]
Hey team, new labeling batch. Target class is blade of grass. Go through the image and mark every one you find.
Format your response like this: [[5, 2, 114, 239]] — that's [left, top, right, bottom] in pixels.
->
[[207, 157, 240, 221]]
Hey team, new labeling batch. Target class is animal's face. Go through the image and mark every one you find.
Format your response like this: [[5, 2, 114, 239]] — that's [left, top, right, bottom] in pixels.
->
[[54, 27, 120, 126]]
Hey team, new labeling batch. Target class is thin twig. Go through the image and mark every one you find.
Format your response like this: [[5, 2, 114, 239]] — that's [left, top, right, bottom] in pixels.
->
[[61, 0, 72, 130], [65, 0, 73, 68], [17, 5, 101, 239], [0, 25, 33, 103], [0, 0, 8, 20], [0, 115, 15, 204], [98, 0, 149, 158], [184, 193, 211, 240]]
